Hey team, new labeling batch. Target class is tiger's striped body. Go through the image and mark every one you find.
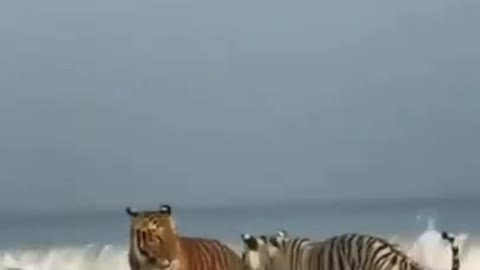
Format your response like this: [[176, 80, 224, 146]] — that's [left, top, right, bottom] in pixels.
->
[[241, 230, 461, 270], [126, 205, 245, 270]]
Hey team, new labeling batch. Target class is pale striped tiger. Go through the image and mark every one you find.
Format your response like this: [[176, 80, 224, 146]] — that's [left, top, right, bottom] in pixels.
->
[[241, 230, 461, 270], [126, 204, 245, 270]]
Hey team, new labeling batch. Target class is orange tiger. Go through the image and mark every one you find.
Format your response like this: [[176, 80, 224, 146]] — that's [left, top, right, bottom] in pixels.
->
[[125, 204, 246, 270]]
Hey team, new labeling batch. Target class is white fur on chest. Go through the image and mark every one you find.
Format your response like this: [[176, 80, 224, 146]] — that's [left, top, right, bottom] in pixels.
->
[[248, 252, 261, 270]]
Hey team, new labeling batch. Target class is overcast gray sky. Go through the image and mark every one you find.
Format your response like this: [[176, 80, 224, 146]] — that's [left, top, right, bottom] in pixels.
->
[[0, 0, 479, 212]]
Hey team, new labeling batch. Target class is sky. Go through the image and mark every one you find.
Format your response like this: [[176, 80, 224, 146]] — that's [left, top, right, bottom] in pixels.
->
[[0, 0, 479, 212]]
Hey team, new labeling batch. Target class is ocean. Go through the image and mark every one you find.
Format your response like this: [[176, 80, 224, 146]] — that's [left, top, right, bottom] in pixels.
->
[[0, 196, 478, 270]]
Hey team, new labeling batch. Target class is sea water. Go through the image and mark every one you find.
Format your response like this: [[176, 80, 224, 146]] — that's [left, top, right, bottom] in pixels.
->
[[0, 196, 477, 270]]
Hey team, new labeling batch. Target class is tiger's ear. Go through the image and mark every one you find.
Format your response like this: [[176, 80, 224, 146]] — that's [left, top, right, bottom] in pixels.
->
[[126, 207, 138, 217], [159, 204, 172, 215], [277, 229, 288, 238], [241, 233, 259, 250]]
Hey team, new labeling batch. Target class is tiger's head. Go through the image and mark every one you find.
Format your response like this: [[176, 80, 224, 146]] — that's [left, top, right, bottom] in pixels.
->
[[266, 229, 289, 256], [241, 233, 271, 270], [126, 204, 179, 269], [267, 230, 295, 269], [241, 231, 286, 270]]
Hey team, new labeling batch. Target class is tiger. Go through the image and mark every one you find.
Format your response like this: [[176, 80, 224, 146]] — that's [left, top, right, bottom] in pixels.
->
[[241, 229, 461, 270], [126, 204, 245, 270]]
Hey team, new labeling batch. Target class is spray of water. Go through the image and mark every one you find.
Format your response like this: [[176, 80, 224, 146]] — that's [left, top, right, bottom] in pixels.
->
[[0, 245, 129, 270], [408, 216, 469, 270]]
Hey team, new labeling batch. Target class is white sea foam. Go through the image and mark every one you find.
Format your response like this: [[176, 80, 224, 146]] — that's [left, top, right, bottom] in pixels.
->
[[0, 218, 473, 270], [0, 245, 129, 270]]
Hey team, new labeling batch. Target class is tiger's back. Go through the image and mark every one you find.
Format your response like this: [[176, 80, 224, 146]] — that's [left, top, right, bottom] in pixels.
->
[[306, 233, 425, 270], [242, 230, 461, 270], [180, 236, 244, 270]]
